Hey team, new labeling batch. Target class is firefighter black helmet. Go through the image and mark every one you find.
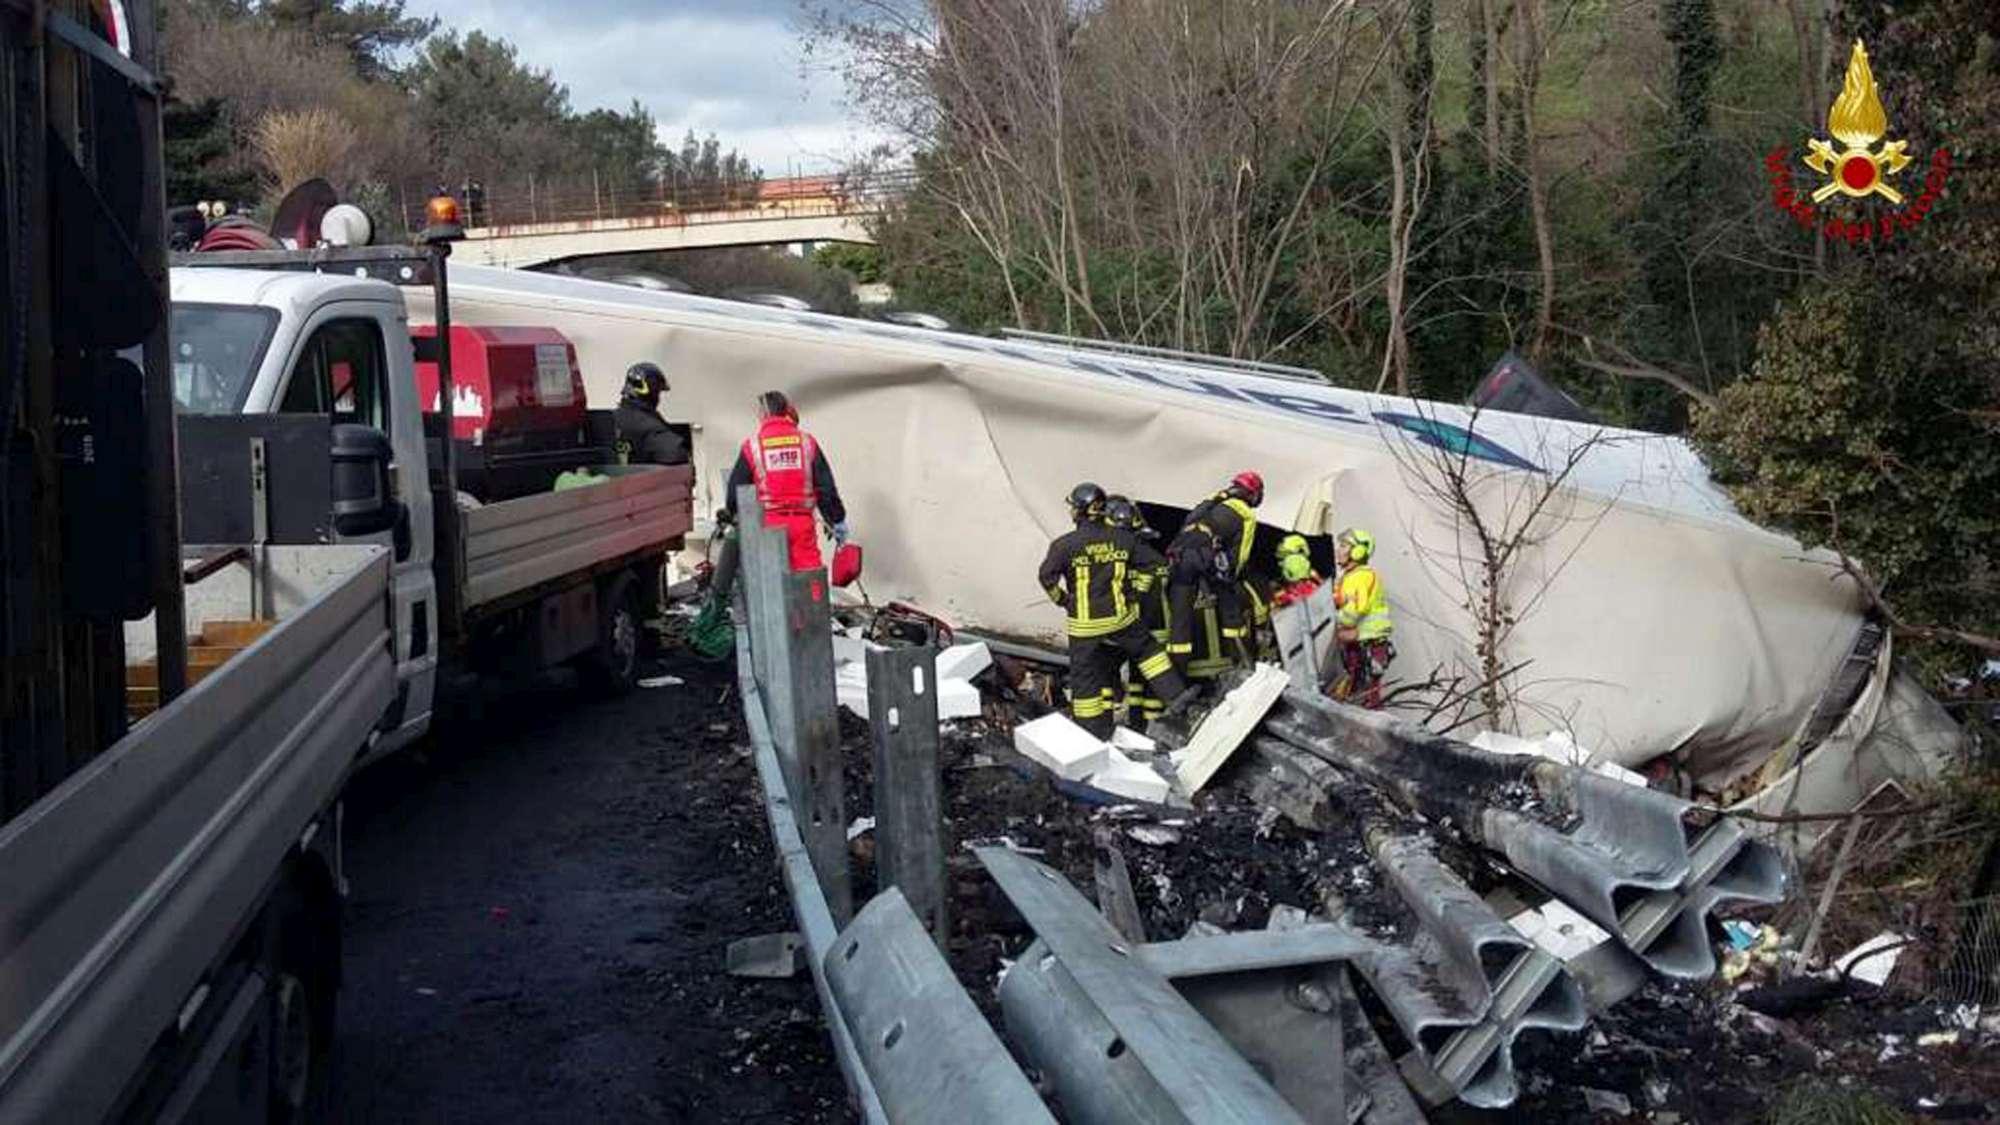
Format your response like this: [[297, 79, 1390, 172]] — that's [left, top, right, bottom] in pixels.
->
[[1103, 494, 1152, 538], [623, 362, 668, 405], [1067, 482, 1107, 522]]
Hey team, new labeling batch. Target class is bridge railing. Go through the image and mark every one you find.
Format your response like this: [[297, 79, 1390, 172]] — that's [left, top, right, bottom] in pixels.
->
[[404, 168, 918, 236]]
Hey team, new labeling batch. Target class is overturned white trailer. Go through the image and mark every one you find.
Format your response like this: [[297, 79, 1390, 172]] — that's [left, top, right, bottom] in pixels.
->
[[418, 267, 1959, 830]]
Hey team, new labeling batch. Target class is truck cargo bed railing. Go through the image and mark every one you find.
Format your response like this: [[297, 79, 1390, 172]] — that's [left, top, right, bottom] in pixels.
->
[[0, 547, 396, 1123]]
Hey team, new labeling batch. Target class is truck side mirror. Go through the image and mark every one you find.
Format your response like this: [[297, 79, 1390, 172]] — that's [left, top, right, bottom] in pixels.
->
[[331, 423, 403, 542]]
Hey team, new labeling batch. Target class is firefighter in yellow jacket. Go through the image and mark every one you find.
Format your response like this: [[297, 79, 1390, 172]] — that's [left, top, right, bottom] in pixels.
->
[[1331, 527, 1395, 709]]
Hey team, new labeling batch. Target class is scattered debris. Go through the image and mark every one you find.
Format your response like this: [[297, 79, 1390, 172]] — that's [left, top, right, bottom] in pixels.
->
[[1266, 903, 1311, 931], [805, 619, 1992, 1121], [637, 674, 686, 688], [1166, 663, 1289, 795], [1092, 826, 1147, 943], [1087, 748, 1177, 805], [1110, 726, 1157, 754], [1719, 924, 1784, 983], [1508, 898, 1612, 961], [1579, 1087, 1632, 1116], [831, 632, 880, 668], [934, 641, 993, 682], [725, 931, 805, 979], [959, 836, 1046, 857], [1470, 727, 1647, 787], [1125, 824, 1183, 847], [835, 662, 870, 718], [832, 634, 984, 720], [1918, 1030, 1960, 1049], [938, 678, 983, 720], [1831, 930, 1907, 987]]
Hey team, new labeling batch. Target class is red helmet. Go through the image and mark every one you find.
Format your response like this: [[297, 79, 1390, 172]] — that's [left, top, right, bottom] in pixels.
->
[[1230, 470, 1265, 506]]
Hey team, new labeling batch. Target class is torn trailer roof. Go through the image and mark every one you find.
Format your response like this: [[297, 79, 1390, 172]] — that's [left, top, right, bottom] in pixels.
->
[[413, 266, 1960, 823]]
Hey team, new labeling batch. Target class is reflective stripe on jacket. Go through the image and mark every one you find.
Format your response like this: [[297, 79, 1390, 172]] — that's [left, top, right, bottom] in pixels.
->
[[1037, 524, 1164, 638], [743, 417, 818, 516], [1187, 493, 1257, 574], [1336, 565, 1393, 640]]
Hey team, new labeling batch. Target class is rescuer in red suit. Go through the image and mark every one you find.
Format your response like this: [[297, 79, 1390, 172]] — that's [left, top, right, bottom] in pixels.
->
[[725, 391, 848, 572]]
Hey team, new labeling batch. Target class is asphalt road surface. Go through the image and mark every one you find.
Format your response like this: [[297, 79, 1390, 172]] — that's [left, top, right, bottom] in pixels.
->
[[331, 659, 850, 1124]]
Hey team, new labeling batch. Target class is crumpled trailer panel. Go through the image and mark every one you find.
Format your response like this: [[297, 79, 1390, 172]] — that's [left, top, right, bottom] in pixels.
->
[[416, 267, 1953, 798]]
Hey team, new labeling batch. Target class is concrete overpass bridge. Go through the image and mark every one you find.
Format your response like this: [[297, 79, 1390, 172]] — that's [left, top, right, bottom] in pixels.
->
[[452, 171, 903, 269]]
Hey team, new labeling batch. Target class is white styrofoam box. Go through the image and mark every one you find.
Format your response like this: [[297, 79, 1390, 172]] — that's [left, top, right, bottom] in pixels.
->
[[1111, 726, 1157, 754], [1086, 749, 1173, 804], [1174, 663, 1290, 794], [935, 641, 994, 683], [1014, 713, 1111, 781], [938, 678, 983, 720]]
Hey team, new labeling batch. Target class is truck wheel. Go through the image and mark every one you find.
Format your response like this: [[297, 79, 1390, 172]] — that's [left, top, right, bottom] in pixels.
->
[[583, 572, 643, 695], [269, 973, 317, 1121], [268, 893, 334, 1124]]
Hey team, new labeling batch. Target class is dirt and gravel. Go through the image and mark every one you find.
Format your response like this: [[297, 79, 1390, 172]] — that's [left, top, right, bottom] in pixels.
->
[[332, 658, 850, 1124]]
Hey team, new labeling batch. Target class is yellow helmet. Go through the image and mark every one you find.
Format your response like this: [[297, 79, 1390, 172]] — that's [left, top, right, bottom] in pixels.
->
[[1337, 527, 1374, 564], [1276, 533, 1309, 558]]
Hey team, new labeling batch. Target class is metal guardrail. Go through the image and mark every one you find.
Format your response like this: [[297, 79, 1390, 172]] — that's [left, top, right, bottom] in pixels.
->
[[1266, 691, 1789, 982], [730, 488, 1050, 1124]]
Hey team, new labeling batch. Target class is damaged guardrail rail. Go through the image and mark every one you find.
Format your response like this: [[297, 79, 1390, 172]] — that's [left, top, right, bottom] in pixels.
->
[[1263, 691, 1789, 982], [730, 482, 1791, 1121]]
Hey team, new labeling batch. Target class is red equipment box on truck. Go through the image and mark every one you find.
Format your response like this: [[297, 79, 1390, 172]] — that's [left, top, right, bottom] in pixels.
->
[[413, 325, 604, 500], [412, 324, 588, 445]]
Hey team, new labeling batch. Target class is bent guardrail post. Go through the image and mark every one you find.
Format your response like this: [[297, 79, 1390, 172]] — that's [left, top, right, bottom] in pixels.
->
[[865, 644, 946, 944]]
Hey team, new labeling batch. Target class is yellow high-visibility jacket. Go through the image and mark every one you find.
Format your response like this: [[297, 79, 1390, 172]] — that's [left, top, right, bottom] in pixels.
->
[[1336, 565, 1393, 641]]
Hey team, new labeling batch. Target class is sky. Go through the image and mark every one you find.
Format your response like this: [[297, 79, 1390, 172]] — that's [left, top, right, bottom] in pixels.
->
[[407, 0, 899, 177]]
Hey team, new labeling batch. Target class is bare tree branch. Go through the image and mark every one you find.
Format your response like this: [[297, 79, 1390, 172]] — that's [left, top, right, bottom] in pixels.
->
[[1830, 552, 2000, 656]]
